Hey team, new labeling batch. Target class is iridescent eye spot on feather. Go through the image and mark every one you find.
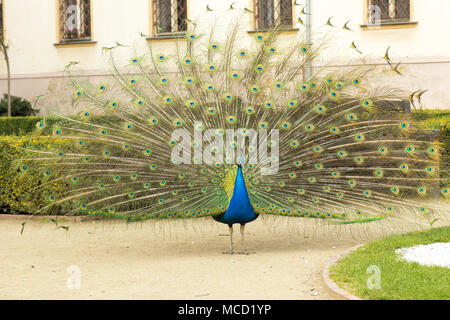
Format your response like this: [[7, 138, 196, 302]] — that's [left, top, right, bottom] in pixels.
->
[[363, 190, 372, 198], [335, 82, 344, 90], [208, 64, 216, 71], [337, 150, 347, 158], [207, 107, 217, 115], [313, 145, 323, 153], [204, 83, 214, 92], [308, 177, 316, 183], [186, 32, 197, 41], [223, 93, 233, 102], [374, 169, 384, 177], [299, 83, 309, 92], [399, 121, 410, 130], [405, 145, 416, 154], [258, 121, 268, 129], [173, 119, 183, 127], [290, 140, 299, 148], [157, 54, 166, 62], [210, 42, 219, 50], [129, 78, 137, 85], [329, 90, 339, 99], [149, 116, 158, 125], [255, 64, 265, 72], [274, 81, 283, 90], [160, 180, 167, 187], [315, 105, 327, 114], [391, 186, 400, 195], [162, 96, 173, 104], [281, 121, 291, 130], [264, 100, 273, 109], [48, 195, 56, 202], [354, 134, 365, 142], [159, 76, 169, 85], [74, 90, 84, 98], [354, 156, 364, 165], [294, 160, 303, 167], [441, 188, 449, 197], [250, 85, 259, 93], [128, 192, 135, 199], [330, 127, 340, 134], [346, 113, 358, 121], [331, 171, 340, 178], [186, 99, 197, 108], [399, 163, 409, 173], [238, 49, 247, 57], [150, 164, 158, 171], [246, 106, 255, 115], [417, 187, 427, 196], [289, 172, 296, 179], [130, 173, 138, 181], [36, 121, 46, 129], [287, 99, 298, 108], [98, 84, 107, 91], [348, 179, 357, 188], [182, 57, 192, 65], [184, 76, 194, 85], [425, 166, 436, 175], [305, 124, 315, 132], [352, 78, 360, 85], [109, 101, 119, 109], [378, 146, 388, 155], [279, 181, 286, 187], [131, 57, 140, 64], [255, 33, 264, 41], [230, 71, 240, 79], [144, 183, 151, 189], [315, 163, 324, 170], [361, 99, 373, 108]]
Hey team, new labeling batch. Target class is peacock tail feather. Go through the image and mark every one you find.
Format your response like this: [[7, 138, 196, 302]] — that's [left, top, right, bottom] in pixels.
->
[[18, 19, 448, 226]]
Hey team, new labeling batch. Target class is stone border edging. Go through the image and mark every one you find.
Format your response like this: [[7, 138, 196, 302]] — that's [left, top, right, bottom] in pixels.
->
[[322, 244, 365, 300]]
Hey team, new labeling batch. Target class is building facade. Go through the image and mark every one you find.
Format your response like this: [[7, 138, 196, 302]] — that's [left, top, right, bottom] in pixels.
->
[[0, 0, 449, 114]]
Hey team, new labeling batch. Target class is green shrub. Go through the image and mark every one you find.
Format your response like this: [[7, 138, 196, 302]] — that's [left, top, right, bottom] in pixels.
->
[[0, 136, 70, 214], [0, 94, 38, 117]]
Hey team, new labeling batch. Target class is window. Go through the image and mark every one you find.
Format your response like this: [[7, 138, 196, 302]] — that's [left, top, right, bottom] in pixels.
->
[[59, 0, 91, 42], [255, 0, 293, 30], [152, 0, 187, 35], [367, 0, 410, 24]]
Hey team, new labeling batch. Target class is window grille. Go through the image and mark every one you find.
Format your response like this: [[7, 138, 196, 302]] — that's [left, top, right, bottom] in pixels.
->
[[255, 0, 293, 30], [59, 0, 91, 42], [368, 0, 410, 24], [153, 0, 187, 35]]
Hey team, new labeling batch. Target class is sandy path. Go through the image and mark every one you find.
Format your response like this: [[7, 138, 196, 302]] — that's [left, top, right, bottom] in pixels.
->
[[0, 215, 365, 300]]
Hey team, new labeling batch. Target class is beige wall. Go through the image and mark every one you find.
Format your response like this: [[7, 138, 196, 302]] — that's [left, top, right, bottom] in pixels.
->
[[0, 0, 449, 114]]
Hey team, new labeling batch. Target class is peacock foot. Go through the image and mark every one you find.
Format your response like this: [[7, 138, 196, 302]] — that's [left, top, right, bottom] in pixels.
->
[[237, 250, 256, 255]]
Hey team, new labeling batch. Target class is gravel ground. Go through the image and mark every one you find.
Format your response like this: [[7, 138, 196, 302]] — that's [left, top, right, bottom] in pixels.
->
[[396, 242, 450, 268]]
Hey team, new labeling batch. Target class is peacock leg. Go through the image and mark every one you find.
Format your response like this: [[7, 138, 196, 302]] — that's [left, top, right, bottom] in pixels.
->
[[238, 224, 255, 255], [222, 225, 234, 254]]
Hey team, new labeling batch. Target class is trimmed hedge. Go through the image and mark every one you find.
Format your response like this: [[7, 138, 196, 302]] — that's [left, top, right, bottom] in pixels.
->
[[0, 136, 71, 214]]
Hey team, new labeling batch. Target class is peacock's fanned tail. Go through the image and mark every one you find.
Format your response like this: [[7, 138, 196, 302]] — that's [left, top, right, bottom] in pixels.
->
[[18, 21, 449, 224]]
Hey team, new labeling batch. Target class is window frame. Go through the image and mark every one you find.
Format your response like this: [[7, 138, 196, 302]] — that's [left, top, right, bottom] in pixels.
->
[[252, 0, 295, 31], [56, 0, 93, 44], [362, 0, 417, 29], [150, 0, 188, 38]]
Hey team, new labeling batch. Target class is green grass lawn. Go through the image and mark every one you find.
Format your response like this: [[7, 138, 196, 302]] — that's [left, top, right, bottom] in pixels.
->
[[329, 226, 450, 300]]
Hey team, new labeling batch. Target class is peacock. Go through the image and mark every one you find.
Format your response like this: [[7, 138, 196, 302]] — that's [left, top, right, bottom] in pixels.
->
[[16, 13, 449, 254]]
